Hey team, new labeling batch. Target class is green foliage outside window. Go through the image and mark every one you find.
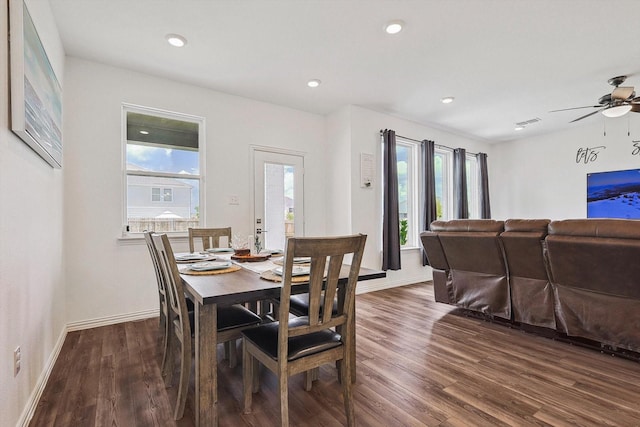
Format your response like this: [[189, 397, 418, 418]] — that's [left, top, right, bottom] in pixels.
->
[[400, 219, 408, 246]]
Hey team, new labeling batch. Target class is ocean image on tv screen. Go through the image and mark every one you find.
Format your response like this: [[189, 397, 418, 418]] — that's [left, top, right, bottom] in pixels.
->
[[587, 169, 640, 219]]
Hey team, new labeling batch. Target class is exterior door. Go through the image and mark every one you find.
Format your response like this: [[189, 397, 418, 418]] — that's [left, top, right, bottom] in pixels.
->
[[253, 149, 304, 252]]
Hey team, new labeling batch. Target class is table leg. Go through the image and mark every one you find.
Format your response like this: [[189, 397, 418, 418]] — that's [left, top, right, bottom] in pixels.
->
[[349, 297, 356, 383], [338, 287, 357, 384], [195, 302, 218, 426]]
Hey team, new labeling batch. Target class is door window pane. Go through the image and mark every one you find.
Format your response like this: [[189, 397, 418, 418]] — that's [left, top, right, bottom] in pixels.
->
[[263, 163, 295, 250]]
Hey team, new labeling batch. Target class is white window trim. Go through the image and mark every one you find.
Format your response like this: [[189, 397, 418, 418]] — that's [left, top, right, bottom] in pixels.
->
[[121, 103, 206, 237], [466, 153, 480, 219], [435, 148, 453, 221], [396, 137, 421, 249]]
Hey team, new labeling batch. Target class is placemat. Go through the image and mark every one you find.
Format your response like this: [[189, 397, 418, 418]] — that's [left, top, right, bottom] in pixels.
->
[[260, 270, 310, 282], [180, 265, 241, 276]]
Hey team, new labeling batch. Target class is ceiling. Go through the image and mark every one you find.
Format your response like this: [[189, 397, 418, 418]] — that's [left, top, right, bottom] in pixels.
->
[[49, 0, 640, 143]]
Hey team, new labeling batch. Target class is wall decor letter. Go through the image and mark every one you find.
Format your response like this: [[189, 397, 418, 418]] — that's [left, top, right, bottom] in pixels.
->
[[576, 146, 606, 164]]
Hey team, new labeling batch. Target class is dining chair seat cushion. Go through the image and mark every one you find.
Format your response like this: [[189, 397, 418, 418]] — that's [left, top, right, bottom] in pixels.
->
[[242, 316, 342, 361], [289, 294, 338, 316], [187, 304, 261, 333]]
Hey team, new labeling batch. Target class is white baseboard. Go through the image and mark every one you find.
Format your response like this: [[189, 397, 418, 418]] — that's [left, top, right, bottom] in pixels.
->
[[66, 308, 159, 332], [16, 327, 67, 427]]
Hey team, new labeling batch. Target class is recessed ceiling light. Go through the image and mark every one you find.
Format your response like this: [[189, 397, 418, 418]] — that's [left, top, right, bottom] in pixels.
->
[[515, 125, 525, 131], [165, 34, 187, 47], [384, 20, 404, 34], [307, 79, 321, 88], [441, 97, 455, 104], [139, 130, 149, 135]]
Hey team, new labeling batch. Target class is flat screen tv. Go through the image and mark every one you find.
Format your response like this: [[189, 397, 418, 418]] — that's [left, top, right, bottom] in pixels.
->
[[587, 168, 640, 219]]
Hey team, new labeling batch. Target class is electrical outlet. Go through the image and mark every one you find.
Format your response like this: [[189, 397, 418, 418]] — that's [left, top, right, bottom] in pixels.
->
[[228, 195, 239, 205], [14, 346, 21, 377]]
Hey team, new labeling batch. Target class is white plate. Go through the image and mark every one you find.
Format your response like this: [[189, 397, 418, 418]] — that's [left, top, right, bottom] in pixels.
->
[[273, 266, 310, 276], [190, 261, 232, 271], [266, 249, 284, 255], [175, 253, 211, 261], [206, 247, 234, 253]]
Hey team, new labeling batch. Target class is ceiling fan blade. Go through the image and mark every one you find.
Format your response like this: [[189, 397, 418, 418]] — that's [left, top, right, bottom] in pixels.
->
[[570, 108, 604, 123], [612, 86, 635, 100], [549, 105, 600, 113]]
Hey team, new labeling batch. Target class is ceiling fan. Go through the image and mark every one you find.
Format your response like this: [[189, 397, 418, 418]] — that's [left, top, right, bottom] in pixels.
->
[[550, 75, 640, 122]]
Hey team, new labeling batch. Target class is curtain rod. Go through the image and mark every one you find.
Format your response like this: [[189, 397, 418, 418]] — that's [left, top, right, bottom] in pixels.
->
[[379, 130, 481, 156]]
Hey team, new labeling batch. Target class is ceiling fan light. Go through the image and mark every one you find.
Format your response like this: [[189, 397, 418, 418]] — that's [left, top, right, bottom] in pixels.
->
[[602, 104, 632, 118]]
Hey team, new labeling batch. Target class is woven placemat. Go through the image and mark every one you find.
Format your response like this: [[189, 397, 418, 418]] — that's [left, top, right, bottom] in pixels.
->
[[260, 270, 310, 282], [180, 265, 241, 276]]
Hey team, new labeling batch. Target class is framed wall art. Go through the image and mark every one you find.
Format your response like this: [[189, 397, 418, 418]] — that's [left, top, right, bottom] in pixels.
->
[[10, 0, 63, 168]]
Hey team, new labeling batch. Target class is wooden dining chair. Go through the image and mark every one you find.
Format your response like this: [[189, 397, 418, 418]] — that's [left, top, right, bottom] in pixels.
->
[[152, 233, 262, 420], [143, 231, 172, 379], [188, 227, 232, 252], [242, 234, 367, 427]]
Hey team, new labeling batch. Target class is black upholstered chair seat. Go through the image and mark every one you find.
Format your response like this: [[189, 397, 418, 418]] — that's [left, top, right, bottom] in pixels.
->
[[289, 293, 338, 317], [187, 304, 262, 333], [243, 316, 342, 361]]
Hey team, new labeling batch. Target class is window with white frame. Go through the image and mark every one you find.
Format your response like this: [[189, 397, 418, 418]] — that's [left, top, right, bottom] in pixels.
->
[[434, 148, 451, 220], [123, 105, 204, 233], [396, 138, 419, 248], [466, 154, 479, 219], [151, 187, 173, 202]]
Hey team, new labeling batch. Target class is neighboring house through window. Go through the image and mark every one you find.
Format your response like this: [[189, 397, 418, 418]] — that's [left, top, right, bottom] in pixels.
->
[[123, 104, 205, 233]]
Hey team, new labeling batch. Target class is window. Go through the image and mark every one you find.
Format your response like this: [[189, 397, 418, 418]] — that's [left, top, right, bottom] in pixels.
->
[[123, 105, 204, 233], [396, 138, 419, 248], [434, 149, 452, 220], [466, 154, 479, 219], [151, 187, 173, 202], [389, 137, 482, 247], [435, 150, 480, 220]]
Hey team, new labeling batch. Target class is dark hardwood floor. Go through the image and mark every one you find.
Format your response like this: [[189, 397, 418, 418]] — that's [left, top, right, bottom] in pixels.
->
[[30, 283, 640, 426]]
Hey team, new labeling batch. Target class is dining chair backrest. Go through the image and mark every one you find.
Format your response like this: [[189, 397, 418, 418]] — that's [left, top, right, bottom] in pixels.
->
[[188, 227, 232, 252], [277, 234, 367, 352], [143, 231, 168, 318], [153, 233, 192, 345]]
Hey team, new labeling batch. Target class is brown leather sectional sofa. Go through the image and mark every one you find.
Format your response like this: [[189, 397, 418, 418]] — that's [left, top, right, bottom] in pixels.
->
[[421, 218, 640, 354]]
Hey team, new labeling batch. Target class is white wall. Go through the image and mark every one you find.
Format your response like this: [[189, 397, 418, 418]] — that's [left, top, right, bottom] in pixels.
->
[[63, 57, 327, 324], [330, 105, 494, 292], [491, 117, 640, 219], [0, 1, 66, 426], [326, 106, 353, 235]]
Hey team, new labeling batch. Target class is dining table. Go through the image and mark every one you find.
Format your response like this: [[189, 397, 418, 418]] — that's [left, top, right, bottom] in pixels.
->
[[179, 254, 386, 427]]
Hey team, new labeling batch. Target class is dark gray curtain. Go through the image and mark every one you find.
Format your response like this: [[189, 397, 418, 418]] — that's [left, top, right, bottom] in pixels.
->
[[478, 152, 491, 219], [453, 148, 469, 219], [382, 129, 401, 271], [421, 140, 436, 266]]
